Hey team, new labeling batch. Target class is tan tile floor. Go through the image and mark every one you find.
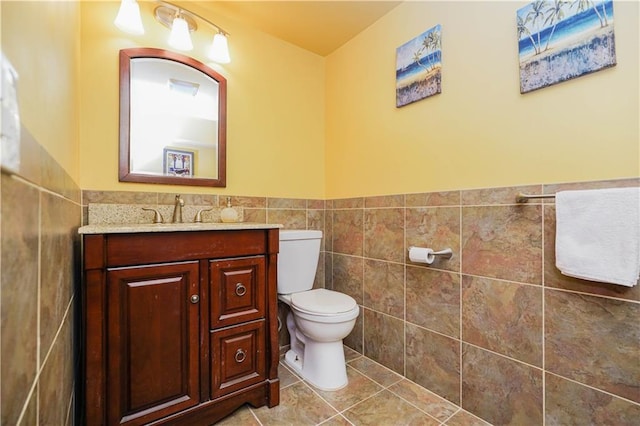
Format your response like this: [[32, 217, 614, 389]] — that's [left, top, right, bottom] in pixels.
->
[[216, 347, 492, 426]]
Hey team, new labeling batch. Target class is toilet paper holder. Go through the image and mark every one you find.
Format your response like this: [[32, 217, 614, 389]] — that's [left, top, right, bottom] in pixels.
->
[[408, 247, 453, 259]]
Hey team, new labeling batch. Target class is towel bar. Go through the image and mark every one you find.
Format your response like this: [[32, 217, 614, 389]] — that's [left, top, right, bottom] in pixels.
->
[[516, 193, 556, 203]]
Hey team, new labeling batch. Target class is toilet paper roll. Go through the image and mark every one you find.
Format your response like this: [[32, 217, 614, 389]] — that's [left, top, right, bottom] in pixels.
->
[[409, 247, 435, 264]]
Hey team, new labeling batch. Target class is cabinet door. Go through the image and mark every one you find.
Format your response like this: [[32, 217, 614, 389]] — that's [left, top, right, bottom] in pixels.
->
[[211, 320, 266, 398], [107, 262, 200, 425], [210, 256, 266, 328]]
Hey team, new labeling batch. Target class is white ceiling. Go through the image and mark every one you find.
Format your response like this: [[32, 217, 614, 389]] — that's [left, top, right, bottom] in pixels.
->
[[179, 1, 402, 56]]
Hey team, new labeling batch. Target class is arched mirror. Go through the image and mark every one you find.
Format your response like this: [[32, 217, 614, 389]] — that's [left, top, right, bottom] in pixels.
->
[[119, 48, 226, 187]]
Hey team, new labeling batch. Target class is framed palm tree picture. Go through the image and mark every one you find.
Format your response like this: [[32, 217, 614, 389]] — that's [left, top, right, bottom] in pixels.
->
[[517, 0, 616, 93], [396, 24, 442, 107]]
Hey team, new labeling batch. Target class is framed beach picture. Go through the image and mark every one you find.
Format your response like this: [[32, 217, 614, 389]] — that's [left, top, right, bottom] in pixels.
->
[[396, 24, 442, 107], [517, 0, 616, 93], [163, 148, 194, 177]]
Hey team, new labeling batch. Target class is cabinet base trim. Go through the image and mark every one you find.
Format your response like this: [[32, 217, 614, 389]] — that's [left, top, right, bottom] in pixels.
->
[[267, 379, 280, 407], [149, 381, 272, 425]]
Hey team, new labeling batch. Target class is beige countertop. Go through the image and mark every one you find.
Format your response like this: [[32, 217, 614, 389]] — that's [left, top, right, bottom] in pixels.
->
[[78, 222, 282, 235]]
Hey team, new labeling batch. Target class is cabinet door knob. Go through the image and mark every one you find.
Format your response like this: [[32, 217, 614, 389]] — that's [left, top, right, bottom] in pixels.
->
[[234, 348, 247, 363], [235, 283, 247, 296], [190, 294, 200, 304]]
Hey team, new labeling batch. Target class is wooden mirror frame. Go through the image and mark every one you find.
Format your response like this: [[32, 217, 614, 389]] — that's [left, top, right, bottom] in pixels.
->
[[119, 48, 227, 187]]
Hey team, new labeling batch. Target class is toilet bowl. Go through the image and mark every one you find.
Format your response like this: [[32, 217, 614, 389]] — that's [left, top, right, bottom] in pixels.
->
[[278, 230, 359, 390]]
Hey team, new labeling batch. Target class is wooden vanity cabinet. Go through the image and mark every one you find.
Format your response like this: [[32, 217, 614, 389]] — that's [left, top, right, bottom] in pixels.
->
[[81, 228, 280, 426]]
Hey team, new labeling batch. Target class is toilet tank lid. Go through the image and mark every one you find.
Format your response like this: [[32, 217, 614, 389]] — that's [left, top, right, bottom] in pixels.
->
[[291, 289, 357, 315], [279, 229, 322, 241]]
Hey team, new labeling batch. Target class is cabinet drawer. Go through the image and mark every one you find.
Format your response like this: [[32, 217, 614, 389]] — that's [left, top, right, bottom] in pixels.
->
[[105, 230, 267, 267], [211, 320, 266, 398], [210, 257, 266, 328]]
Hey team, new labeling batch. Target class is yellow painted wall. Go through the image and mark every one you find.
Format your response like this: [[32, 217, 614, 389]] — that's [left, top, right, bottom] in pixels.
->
[[15, 1, 635, 199], [79, 1, 326, 198], [1, 1, 81, 183], [325, 1, 640, 198]]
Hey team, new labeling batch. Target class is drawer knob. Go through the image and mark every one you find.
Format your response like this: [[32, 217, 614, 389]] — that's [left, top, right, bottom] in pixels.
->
[[235, 283, 247, 297], [190, 294, 200, 304], [234, 348, 247, 363]]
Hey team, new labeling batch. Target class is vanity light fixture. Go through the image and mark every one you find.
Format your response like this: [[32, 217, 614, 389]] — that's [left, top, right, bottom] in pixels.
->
[[167, 12, 194, 51], [114, 0, 231, 64], [114, 0, 144, 35], [209, 33, 231, 64]]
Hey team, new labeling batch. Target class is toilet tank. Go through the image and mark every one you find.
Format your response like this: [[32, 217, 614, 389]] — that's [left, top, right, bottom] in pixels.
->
[[277, 230, 322, 294]]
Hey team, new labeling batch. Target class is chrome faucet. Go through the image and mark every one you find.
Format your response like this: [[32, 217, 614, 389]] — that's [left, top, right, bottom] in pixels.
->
[[172, 194, 184, 223]]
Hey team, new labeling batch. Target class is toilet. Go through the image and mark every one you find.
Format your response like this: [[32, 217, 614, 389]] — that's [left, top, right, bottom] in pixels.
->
[[278, 230, 359, 390]]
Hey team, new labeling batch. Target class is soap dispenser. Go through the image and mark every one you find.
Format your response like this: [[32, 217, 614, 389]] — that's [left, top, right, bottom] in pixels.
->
[[220, 197, 238, 223]]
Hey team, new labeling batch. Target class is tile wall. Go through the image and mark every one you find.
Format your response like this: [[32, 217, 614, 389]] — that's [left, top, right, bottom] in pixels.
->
[[82, 177, 640, 425], [1, 128, 82, 425], [326, 179, 640, 426]]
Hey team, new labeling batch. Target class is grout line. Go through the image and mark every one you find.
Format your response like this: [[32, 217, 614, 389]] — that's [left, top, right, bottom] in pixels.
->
[[36, 189, 43, 423], [64, 385, 75, 426], [300, 366, 383, 415], [349, 356, 404, 389], [383, 381, 451, 424], [332, 251, 458, 275], [544, 285, 640, 305], [317, 413, 354, 426], [438, 407, 462, 425], [403, 204, 407, 378], [361, 206, 365, 354], [15, 294, 75, 425], [10, 174, 81, 206], [461, 340, 544, 373], [541, 194, 546, 426], [545, 371, 640, 407], [458, 272, 543, 289], [459, 203, 463, 409], [405, 319, 461, 343], [358, 306, 404, 329], [278, 361, 302, 390], [247, 405, 263, 426]]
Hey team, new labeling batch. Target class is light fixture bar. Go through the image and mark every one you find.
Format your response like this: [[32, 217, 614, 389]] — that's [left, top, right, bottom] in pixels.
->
[[115, 0, 232, 63], [154, 0, 230, 39], [152, 0, 231, 63], [154, 5, 197, 32]]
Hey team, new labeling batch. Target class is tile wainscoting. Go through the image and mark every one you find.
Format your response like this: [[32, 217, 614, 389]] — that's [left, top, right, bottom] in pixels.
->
[[1, 128, 82, 425], [84, 177, 639, 425], [327, 179, 639, 426]]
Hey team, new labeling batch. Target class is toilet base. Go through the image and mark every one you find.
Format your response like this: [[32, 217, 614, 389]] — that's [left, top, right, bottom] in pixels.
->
[[284, 339, 348, 391]]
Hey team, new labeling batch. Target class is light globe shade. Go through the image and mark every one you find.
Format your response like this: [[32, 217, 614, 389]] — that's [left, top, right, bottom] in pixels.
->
[[114, 0, 144, 35], [209, 33, 231, 64], [168, 17, 193, 51]]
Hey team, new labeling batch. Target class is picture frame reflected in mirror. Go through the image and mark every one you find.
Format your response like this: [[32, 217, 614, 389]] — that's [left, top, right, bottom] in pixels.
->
[[163, 148, 195, 177]]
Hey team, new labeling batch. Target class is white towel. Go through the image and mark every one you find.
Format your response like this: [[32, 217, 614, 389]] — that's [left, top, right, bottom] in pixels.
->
[[555, 187, 640, 287]]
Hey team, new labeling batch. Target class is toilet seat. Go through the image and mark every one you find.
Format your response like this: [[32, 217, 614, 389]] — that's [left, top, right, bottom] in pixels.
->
[[290, 288, 357, 316]]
